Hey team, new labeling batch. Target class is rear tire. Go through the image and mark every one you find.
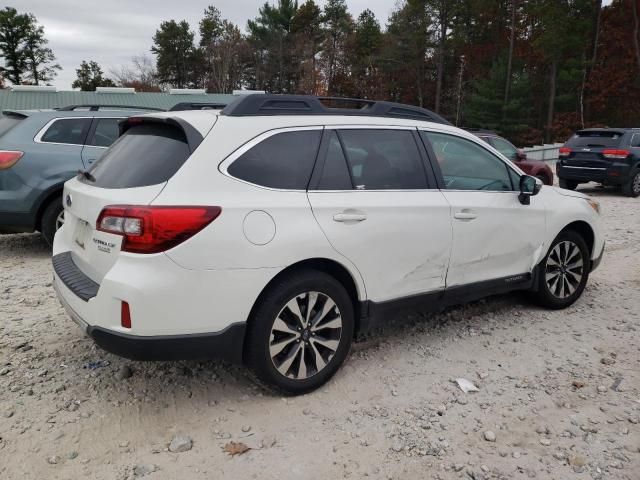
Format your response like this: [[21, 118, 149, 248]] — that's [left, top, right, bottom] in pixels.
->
[[41, 198, 64, 247], [529, 230, 590, 309], [244, 269, 354, 395], [622, 169, 640, 197], [559, 178, 578, 191]]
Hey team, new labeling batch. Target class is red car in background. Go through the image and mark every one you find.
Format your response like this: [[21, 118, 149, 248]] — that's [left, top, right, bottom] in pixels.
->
[[468, 129, 555, 186]]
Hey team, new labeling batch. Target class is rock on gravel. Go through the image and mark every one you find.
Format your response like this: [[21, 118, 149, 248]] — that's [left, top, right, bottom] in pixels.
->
[[133, 464, 158, 477], [116, 365, 133, 380], [483, 431, 496, 442], [169, 435, 193, 453]]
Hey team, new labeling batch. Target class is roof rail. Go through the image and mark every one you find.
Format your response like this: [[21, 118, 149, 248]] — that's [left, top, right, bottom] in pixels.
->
[[56, 104, 165, 112], [168, 102, 227, 111], [220, 94, 452, 125]]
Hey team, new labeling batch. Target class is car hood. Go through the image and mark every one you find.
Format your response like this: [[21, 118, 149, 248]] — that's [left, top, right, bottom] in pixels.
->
[[551, 186, 589, 200]]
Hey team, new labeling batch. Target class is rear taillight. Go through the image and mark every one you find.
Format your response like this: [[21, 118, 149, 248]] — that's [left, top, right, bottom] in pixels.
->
[[602, 149, 630, 159], [96, 205, 221, 254], [0, 151, 24, 170], [558, 147, 572, 158]]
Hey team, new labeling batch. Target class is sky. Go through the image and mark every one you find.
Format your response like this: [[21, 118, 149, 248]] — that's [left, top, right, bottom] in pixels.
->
[[15, 0, 614, 90], [15, 0, 400, 90]]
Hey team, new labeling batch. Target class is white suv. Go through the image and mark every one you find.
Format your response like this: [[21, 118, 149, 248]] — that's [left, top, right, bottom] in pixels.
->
[[52, 95, 604, 394]]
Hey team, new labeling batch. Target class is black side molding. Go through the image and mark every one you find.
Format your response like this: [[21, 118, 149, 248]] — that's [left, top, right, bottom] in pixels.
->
[[52, 252, 99, 302], [358, 272, 534, 334]]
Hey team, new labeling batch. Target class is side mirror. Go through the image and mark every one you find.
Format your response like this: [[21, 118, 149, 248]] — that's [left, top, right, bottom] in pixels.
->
[[519, 175, 542, 205], [516, 149, 527, 161]]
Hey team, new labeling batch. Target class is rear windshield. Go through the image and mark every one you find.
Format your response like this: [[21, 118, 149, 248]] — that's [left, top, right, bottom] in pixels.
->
[[565, 130, 624, 148], [84, 122, 190, 189], [0, 113, 25, 137]]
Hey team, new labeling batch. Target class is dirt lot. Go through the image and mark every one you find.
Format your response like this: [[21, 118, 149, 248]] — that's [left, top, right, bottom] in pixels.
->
[[1, 184, 638, 480]]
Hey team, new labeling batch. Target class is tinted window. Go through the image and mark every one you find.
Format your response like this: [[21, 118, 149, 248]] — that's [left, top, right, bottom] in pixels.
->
[[490, 137, 518, 161], [565, 130, 624, 148], [631, 133, 640, 148], [316, 131, 352, 190], [338, 129, 427, 190], [228, 130, 321, 189], [422, 132, 514, 191], [88, 118, 121, 147], [85, 123, 190, 189], [0, 113, 24, 137], [41, 118, 91, 145]]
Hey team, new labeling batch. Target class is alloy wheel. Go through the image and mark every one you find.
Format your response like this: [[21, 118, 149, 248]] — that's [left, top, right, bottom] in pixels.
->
[[633, 173, 640, 195], [545, 241, 584, 299], [269, 291, 342, 380], [55, 210, 65, 231]]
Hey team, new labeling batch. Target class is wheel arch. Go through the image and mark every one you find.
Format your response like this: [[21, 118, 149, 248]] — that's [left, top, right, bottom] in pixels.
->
[[34, 184, 64, 231], [245, 258, 365, 340], [559, 220, 595, 257]]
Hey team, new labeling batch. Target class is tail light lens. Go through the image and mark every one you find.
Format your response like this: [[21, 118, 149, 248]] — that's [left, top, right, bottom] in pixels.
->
[[602, 149, 630, 159], [0, 151, 24, 170], [558, 147, 572, 158], [96, 205, 221, 254]]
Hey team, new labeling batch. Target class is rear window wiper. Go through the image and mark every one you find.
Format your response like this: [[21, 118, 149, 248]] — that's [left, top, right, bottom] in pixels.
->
[[78, 169, 96, 182]]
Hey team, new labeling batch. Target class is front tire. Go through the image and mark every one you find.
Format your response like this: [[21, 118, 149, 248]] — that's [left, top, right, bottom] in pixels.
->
[[529, 230, 590, 309], [41, 198, 64, 247], [559, 178, 578, 191], [622, 170, 640, 197], [244, 270, 354, 395]]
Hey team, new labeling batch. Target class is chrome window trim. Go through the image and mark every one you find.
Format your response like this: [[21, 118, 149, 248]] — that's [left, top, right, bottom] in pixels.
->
[[33, 116, 124, 147]]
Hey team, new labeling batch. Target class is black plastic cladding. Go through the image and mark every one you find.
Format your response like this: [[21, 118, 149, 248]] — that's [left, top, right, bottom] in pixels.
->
[[220, 94, 452, 125]]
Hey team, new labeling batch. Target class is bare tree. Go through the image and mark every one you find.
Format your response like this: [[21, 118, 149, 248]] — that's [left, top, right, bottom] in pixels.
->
[[110, 54, 160, 91]]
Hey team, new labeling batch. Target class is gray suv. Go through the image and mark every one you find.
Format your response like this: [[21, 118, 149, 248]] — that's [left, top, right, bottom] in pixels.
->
[[0, 106, 157, 245]]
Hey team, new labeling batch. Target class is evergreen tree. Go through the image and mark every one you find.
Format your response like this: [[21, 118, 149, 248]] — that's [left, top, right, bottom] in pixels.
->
[[71, 60, 115, 91], [151, 20, 199, 88]]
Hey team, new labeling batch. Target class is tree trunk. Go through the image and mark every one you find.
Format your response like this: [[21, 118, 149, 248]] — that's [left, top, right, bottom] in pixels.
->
[[545, 59, 557, 143], [503, 0, 518, 120], [632, 0, 640, 73], [434, 4, 448, 113]]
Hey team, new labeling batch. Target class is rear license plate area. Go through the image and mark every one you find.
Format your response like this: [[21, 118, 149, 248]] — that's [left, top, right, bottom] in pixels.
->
[[74, 220, 90, 249]]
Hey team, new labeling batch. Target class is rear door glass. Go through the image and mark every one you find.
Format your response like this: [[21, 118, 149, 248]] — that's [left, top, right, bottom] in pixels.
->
[[566, 131, 624, 148], [0, 113, 25, 137], [84, 122, 191, 189], [338, 129, 427, 190], [87, 118, 121, 147], [40, 118, 91, 145], [490, 137, 518, 161], [228, 130, 322, 189]]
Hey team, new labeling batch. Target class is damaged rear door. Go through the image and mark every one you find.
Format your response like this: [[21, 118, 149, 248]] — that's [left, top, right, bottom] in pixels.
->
[[307, 127, 452, 303]]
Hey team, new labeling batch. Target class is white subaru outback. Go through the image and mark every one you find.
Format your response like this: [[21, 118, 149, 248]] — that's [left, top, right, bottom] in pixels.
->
[[52, 95, 604, 394]]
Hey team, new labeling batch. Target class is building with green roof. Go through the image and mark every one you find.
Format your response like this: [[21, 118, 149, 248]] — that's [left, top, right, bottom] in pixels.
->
[[0, 86, 237, 112]]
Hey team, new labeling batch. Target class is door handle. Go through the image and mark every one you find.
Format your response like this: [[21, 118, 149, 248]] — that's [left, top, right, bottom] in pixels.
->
[[333, 212, 367, 222], [454, 210, 478, 220]]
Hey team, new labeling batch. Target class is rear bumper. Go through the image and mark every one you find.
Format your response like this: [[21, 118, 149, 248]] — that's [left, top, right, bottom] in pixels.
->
[[53, 270, 246, 363], [0, 211, 35, 233], [556, 162, 631, 185]]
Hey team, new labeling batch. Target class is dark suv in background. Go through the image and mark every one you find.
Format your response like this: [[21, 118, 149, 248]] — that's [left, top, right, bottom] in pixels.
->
[[469, 129, 554, 185], [557, 128, 640, 197]]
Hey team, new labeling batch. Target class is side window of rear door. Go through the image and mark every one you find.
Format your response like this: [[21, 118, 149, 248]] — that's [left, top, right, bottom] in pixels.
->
[[630, 133, 640, 148], [227, 129, 322, 190], [87, 118, 122, 147], [319, 129, 428, 190], [38, 118, 91, 145], [421, 131, 515, 191]]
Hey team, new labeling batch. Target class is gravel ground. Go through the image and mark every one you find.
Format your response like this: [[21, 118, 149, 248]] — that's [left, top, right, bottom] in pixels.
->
[[1, 184, 638, 480]]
